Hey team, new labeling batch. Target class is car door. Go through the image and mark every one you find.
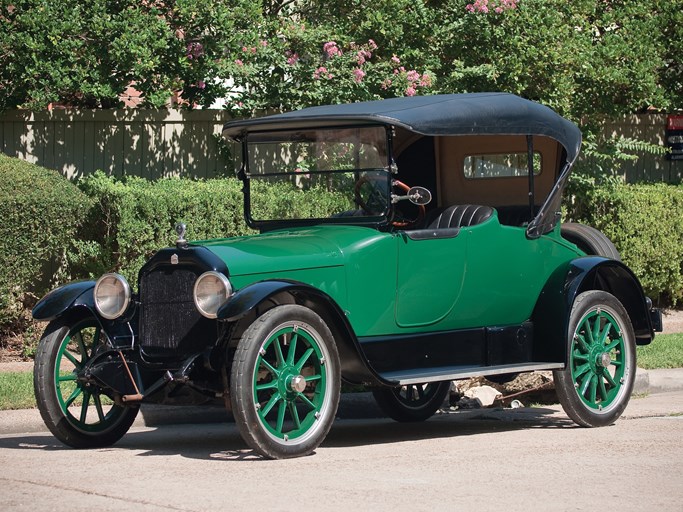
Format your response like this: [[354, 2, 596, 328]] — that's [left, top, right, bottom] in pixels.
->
[[394, 229, 468, 327]]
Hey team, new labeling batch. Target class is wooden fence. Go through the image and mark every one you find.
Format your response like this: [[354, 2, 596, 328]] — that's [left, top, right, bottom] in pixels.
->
[[597, 114, 681, 183], [0, 109, 681, 183], [0, 109, 234, 180]]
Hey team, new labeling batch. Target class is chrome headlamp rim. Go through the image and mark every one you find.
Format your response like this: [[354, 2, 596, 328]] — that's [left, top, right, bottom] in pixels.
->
[[93, 273, 131, 320], [193, 271, 233, 319]]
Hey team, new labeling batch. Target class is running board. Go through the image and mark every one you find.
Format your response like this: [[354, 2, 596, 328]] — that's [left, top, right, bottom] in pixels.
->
[[379, 362, 565, 386]]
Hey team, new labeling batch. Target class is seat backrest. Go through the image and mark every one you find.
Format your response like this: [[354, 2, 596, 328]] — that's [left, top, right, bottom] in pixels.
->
[[428, 204, 494, 229]]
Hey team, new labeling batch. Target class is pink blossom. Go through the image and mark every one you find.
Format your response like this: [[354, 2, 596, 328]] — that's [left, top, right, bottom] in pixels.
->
[[285, 50, 299, 65], [391, 55, 401, 64], [241, 46, 248, 52], [260, 40, 268, 47], [368, 39, 378, 50], [195, 80, 206, 89], [356, 50, 371, 65], [467, 0, 515, 13], [313, 66, 330, 79], [186, 42, 204, 60], [405, 86, 416, 97], [323, 41, 341, 58], [353, 68, 366, 83], [420, 74, 433, 87], [235, 59, 243, 66], [381, 79, 392, 90], [406, 70, 420, 82]]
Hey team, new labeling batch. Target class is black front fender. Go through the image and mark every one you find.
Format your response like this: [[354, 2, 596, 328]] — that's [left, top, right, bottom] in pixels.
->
[[32, 280, 97, 322], [533, 256, 655, 364], [216, 280, 384, 386], [217, 280, 299, 322]]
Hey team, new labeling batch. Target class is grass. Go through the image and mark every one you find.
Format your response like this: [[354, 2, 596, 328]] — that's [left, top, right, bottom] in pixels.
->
[[0, 333, 680, 411], [0, 371, 36, 410], [637, 333, 683, 369]]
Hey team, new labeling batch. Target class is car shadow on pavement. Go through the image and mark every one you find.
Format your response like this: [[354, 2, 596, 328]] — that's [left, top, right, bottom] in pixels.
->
[[0, 406, 575, 461], [323, 407, 576, 449]]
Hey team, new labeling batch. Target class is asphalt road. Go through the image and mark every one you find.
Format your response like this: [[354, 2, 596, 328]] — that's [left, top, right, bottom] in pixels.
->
[[1, 391, 681, 512]]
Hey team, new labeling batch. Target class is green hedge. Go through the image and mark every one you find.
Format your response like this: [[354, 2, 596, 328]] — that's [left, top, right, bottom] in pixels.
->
[[565, 180, 683, 306], [0, 154, 92, 334], [75, 172, 250, 284], [76, 172, 352, 283]]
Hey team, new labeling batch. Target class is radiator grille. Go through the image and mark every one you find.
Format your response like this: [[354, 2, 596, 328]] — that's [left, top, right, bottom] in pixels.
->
[[139, 268, 216, 354]]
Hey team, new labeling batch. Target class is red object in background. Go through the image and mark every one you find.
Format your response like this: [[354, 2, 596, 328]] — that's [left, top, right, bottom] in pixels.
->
[[667, 115, 683, 131]]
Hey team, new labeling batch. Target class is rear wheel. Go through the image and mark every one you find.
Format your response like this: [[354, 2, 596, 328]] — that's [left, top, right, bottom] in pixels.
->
[[372, 381, 450, 422], [230, 305, 341, 459], [34, 316, 139, 448], [553, 290, 635, 427]]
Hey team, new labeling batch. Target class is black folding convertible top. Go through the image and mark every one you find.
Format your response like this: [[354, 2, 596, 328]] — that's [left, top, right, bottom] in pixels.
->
[[222, 93, 582, 163]]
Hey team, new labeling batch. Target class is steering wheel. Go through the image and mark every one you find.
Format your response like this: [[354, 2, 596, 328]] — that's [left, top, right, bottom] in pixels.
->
[[354, 174, 387, 214], [354, 176, 425, 228]]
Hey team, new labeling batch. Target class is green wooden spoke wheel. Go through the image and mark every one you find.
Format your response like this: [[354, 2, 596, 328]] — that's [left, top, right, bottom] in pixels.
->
[[231, 305, 340, 459], [34, 317, 139, 448], [554, 290, 636, 427], [372, 381, 450, 422]]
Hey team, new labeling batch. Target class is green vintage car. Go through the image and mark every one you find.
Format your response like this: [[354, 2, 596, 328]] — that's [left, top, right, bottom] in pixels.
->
[[32, 93, 662, 459]]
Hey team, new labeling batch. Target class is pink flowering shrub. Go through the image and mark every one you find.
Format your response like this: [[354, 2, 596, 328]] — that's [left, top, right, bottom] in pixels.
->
[[225, 23, 434, 117]]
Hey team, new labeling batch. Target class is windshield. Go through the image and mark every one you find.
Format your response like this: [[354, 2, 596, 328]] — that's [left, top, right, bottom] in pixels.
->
[[243, 126, 391, 227]]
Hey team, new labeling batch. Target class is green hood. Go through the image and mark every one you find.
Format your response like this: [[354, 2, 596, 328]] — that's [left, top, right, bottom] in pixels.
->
[[197, 225, 387, 277]]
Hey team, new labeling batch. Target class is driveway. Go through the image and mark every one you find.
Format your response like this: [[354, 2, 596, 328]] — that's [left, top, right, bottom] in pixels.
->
[[1, 392, 681, 512]]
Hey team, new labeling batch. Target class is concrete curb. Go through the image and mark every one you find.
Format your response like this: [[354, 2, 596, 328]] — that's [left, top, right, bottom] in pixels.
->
[[632, 367, 683, 395], [1, 368, 681, 436]]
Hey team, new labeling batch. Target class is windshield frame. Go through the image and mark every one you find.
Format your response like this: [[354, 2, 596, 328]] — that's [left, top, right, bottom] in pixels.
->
[[238, 124, 395, 232]]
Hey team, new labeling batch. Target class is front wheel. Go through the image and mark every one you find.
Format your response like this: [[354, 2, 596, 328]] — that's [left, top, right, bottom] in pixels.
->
[[34, 316, 139, 448], [372, 381, 450, 422], [553, 290, 636, 427], [230, 305, 341, 459]]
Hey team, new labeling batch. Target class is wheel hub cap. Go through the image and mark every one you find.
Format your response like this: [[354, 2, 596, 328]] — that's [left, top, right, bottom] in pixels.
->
[[289, 375, 307, 393], [596, 352, 611, 368]]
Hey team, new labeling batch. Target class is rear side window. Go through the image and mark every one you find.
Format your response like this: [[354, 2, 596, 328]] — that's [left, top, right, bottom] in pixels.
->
[[464, 152, 541, 179]]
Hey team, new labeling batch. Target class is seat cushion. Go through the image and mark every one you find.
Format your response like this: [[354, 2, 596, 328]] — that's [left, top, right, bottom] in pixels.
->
[[428, 204, 494, 229]]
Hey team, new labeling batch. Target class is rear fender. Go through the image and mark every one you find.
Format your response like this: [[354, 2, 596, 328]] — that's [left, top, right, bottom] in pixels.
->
[[217, 280, 385, 385], [533, 257, 654, 365]]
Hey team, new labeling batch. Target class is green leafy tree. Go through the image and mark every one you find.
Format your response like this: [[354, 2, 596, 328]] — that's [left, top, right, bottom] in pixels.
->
[[0, 0, 260, 109], [1, 0, 679, 141]]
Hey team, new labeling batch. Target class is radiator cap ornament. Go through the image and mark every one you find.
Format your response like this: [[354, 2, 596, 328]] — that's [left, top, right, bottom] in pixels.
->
[[175, 222, 188, 249]]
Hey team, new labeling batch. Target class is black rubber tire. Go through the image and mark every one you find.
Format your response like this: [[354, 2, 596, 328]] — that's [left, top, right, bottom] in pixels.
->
[[230, 305, 341, 459], [561, 222, 621, 260], [34, 317, 139, 448], [372, 381, 450, 422], [553, 290, 636, 427]]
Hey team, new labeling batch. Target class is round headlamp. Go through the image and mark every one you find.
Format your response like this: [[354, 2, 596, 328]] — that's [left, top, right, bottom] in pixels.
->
[[94, 273, 131, 320], [193, 271, 233, 319]]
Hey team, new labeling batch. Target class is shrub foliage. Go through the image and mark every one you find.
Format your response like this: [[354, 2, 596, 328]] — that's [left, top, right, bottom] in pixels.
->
[[0, 154, 92, 337], [565, 180, 683, 306]]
